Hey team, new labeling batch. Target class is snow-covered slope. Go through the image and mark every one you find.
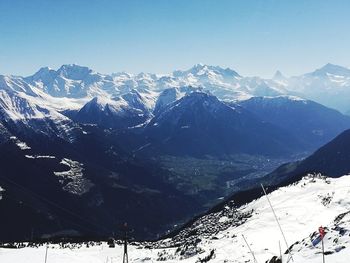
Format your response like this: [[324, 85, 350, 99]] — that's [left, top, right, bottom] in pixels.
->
[[73, 90, 153, 129], [0, 89, 79, 141], [149, 174, 350, 263], [0, 74, 37, 96], [1, 174, 350, 262], [0, 90, 63, 121], [285, 211, 350, 263]]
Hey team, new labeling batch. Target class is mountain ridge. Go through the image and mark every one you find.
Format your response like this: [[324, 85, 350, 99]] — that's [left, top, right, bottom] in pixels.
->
[[2, 63, 350, 241]]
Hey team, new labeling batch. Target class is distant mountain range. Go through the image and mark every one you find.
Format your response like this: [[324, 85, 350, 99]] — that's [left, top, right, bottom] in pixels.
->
[[2, 62, 350, 114], [2, 63, 350, 240]]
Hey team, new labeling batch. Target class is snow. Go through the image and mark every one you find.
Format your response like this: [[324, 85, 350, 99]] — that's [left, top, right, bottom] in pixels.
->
[[288, 212, 350, 262], [3, 62, 350, 119], [54, 158, 93, 195], [1, 175, 350, 262], [4, 62, 350, 125], [25, 155, 55, 159], [79, 90, 155, 119], [23, 87, 91, 111], [86, 96, 129, 112], [0, 186, 4, 200], [225, 175, 349, 262], [0, 243, 154, 263], [10, 136, 31, 150], [3, 64, 350, 262], [0, 64, 285, 117], [16, 142, 31, 150]]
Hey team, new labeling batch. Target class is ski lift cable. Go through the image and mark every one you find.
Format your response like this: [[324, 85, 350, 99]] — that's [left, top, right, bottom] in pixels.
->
[[4, 192, 105, 236], [0, 174, 110, 235]]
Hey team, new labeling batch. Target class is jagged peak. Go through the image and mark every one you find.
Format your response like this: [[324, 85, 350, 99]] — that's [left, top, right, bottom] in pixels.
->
[[30, 66, 56, 79], [173, 64, 241, 78], [29, 64, 97, 82], [58, 63, 92, 72], [273, 70, 286, 80], [57, 64, 95, 79]]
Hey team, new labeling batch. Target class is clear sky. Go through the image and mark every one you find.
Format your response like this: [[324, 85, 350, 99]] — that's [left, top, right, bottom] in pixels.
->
[[0, 0, 350, 77]]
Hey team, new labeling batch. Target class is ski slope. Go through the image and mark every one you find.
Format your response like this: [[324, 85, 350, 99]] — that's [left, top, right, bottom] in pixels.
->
[[1, 174, 350, 262]]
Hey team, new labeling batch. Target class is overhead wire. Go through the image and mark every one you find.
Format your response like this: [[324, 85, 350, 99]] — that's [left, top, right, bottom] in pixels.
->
[[0, 174, 111, 236]]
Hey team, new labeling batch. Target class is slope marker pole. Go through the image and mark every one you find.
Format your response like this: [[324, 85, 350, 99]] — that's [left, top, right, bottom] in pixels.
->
[[279, 241, 282, 263], [321, 235, 325, 263], [44, 245, 48, 263], [242, 234, 258, 263], [321, 232, 325, 263], [122, 223, 129, 263], [261, 184, 294, 262]]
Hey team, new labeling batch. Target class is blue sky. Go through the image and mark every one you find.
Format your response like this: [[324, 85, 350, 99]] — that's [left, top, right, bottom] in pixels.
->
[[0, 0, 349, 77]]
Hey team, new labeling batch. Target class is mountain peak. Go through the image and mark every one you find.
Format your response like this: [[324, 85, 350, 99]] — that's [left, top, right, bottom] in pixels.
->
[[30, 66, 56, 80], [36, 66, 53, 73], [58, 63, 90, 71], [321, 63, 346, 71], [273, 70, 286, 80], [165, 91, 227, 114], [182, 90, 213, 101], [311, 63, 350, 77], [57, 64, 94, 80], [175, 64, 241, 79], [191, 63, 206, 71], [30, 64, 96, 82]]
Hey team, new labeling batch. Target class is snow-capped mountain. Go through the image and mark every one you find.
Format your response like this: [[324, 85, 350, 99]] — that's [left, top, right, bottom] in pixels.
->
[[287, 63, 350, 113], [272, 70, 287, 81], [1, 63, 289, 108], [0, 89, 79, 141], [153, 86, 200, 115], [25, 64, 112, 98], [142, 91, 304, 157], [171, 64, 290, 101], [309, 63, 350, 77], [5, 63, 350, 159], [173, 63, 241, 86], [3, 62, 350, 119], [73, 91, 152, 129]]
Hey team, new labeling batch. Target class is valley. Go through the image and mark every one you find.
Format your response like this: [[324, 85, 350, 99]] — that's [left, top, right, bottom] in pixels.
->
[[1, 63, 350, 242], [3, 1, 350, 261]]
